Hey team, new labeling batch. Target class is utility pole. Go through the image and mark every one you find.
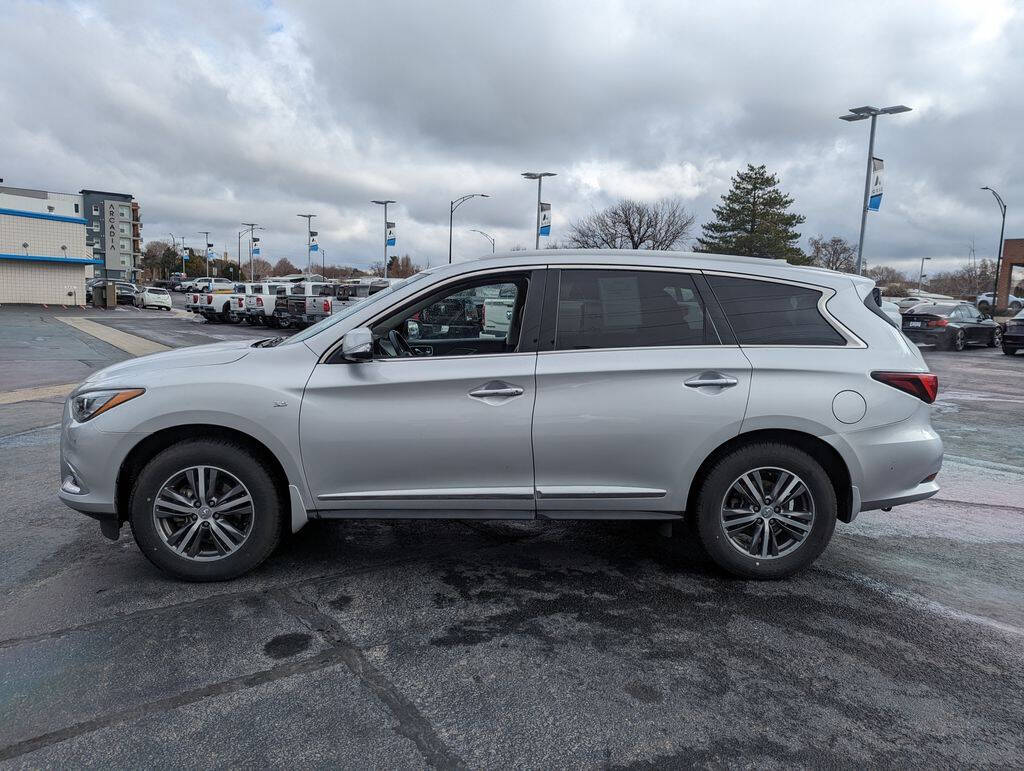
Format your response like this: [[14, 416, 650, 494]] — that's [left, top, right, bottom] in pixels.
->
[[521, 172, 556, 249], [241, 223, 258, 280], [296, 214, 316, 275], [371, 200, 395, 278], [839, 105, 912, 274], [981, 187, 1007, 312]]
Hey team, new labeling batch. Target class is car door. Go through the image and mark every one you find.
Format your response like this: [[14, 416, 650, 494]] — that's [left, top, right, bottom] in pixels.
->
[[531, 267, 752, 518], [298, 268, 546, 517], [959, 303, 986, 342]]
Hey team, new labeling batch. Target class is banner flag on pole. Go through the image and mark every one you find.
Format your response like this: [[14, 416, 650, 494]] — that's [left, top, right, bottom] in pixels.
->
[[182, 250, 188, 262], [538, 202, 552, 236], [309, 236, 319, 253], [386, 222, 396, 247], [252, 244, 260, 256], [207, 247, 217, 259], [868, 157, 884, 211]]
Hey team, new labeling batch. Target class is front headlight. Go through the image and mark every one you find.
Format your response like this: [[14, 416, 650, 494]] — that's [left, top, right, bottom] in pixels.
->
[[70, 388, 145, 422]]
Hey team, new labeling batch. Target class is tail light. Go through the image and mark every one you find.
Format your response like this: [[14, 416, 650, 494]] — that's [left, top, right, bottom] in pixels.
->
[[206, 295, 213, 304], [237, 298, 244, 307], [927, 318, 948, 327], [256, 297, 263, 307], [871, 371, 939, 404], [323, 300, 330, 312]]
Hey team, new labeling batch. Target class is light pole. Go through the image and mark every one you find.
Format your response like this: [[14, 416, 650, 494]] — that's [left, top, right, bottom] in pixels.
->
[[240, 224, 261, 280], [469, 229, 495, 253], [980, 186, 1007, 312], [296, 214, 316, 275], [839, 105, 912, 274], [521, 172, 556, 249], [371, 200, 395, 278], [449, 193, 489, 263], [917, 256, 931, 295], [169, 233, 185, 275]]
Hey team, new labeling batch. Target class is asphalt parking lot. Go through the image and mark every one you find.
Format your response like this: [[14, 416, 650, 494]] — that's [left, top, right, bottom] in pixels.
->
[[1, 304, 1022, 767]]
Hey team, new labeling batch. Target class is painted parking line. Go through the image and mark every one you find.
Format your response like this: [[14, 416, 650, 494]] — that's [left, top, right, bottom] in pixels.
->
[[57, 317, 170, 357], [0, 383, 77, 406]]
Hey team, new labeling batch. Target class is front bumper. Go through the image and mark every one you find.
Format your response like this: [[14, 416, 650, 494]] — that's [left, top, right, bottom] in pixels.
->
[[1003, 327, 1024, 347]]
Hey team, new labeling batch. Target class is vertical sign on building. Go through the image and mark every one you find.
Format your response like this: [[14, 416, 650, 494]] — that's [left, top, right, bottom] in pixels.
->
[[868, 158, 884, 211], [103, 201, 121, 271], [538, 202, 552, 236]]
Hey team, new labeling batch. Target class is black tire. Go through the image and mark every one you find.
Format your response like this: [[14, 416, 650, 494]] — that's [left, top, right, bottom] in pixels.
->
[[1003, 344, 1019, 356], [692, 442, 837, 579], [266, 316, 281, 329], [947, 328, 966, 351], [128, 439, 285, 581], [988, 328, 1002, 348]]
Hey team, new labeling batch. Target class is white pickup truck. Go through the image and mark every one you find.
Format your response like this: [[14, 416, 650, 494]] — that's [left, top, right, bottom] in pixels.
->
[[244, 282, 289, 326], [301, 279, 393, 325], [197, 282, 238, 322]]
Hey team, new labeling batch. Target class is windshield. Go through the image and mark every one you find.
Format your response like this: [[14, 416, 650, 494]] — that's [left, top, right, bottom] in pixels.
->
[[277, 272, 431, 346]]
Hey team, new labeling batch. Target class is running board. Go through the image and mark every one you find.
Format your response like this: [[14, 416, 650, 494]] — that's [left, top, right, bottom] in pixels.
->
[[539, 511, 683, 521]]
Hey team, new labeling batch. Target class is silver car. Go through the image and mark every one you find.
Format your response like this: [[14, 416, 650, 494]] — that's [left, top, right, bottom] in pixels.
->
[[58, 250, 943, 581]]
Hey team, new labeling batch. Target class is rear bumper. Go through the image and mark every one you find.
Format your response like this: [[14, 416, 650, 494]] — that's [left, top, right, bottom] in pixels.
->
[[902, 328, 947, 345]]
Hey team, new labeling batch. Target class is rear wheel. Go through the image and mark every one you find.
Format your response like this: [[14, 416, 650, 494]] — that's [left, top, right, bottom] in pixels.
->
[[692, 443, 837, 579], [948, 328, 966, 351], [129, 439, 285, 581]]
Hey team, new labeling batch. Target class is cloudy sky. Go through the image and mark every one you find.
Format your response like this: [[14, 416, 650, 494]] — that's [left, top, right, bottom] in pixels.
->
[[3, 0, 1022, 273]]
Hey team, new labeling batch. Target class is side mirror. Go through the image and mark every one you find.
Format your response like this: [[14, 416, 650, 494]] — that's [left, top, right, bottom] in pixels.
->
[[341, 327, 373, 362]]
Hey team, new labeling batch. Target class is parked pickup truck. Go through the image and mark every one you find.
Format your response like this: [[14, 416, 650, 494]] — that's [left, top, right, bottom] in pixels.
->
[[301, 279, 394, 325], [482, 284, 518, 337], [275, 281, 334, 329], [197, 282, 238, 322], [243, 282, 289, 326]]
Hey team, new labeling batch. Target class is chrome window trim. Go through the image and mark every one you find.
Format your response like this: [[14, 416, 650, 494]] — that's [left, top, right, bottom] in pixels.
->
[[317, 264, 544, 364], [701, 269, 866, 349]]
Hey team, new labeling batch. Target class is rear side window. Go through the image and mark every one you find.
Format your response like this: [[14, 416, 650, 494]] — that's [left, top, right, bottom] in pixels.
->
[[707, 275, 846, 346], [555, 269, 717, 350]]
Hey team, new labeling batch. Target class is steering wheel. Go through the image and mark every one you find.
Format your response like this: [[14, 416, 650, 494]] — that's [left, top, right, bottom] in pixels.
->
[[388, 328, 414, 357]]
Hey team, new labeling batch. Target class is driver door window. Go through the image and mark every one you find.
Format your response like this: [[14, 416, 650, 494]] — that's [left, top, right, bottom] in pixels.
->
[[373, 274, 530, 358]]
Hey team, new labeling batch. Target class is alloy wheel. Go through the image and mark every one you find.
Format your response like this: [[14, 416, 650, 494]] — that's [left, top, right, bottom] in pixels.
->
[[720, 466, 815, 560], [954, 330, 965, 351], [152, 465, 254, 561], [993, 328, 1002, 346]]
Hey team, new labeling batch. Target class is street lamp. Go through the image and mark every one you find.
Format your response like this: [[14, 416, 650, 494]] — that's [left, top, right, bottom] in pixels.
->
[[449, 193, 489, 263], [198, 231, 213, 276], [521, 172, 556, 249], [917, 256, 931, 295], [469, 229, 495, 254], [839, 105, 912, 274], [980, 186, 1007, 312], [239, 223, 261, 280], [371, 200, 395, 278], [296, 214, 316, 275]]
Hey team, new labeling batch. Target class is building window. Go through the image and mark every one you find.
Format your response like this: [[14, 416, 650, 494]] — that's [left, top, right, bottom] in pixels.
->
[[119, 205, 130, 219], [119, 224, 129, 235], [120, 239, 130, 251]]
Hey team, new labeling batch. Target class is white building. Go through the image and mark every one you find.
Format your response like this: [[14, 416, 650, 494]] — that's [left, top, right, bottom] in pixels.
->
[[0, 185, 141, 305]]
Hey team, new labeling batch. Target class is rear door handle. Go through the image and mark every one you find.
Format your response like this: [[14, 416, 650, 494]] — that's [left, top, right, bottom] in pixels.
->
[[685, 372, 739, 389], [469, 381, 525, 399]]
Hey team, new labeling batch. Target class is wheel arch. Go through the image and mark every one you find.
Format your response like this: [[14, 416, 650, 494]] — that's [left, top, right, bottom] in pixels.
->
[[685, 428, 855, 524], [115, 425, 291, 524]]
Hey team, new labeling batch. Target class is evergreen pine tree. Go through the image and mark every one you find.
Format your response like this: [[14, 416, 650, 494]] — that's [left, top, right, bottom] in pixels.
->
[[696, 164, 806, 259]]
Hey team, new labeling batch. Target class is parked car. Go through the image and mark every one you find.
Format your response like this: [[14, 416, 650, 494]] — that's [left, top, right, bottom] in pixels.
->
[[58, 250, 942, 582], [114, 282, 139, 305], [1001, 308, 1024, 356], [976, 291, 1024, 314], [901, 301, 1002, 350], [133, 286, 173, 311], [198, 283, 239, 323], [243, 282, 289, 326], [183, 276, 232, 293]]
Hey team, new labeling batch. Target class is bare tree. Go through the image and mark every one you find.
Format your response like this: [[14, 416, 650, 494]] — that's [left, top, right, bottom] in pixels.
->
[[567, 198, 695, 251], [272, 257, 299, 275], [808, 235, 857, 272]]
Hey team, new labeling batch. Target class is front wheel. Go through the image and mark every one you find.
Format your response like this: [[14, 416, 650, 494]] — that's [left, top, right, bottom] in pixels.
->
[[129, 439, 285, 581], [988, 328, 1002, 348], [1003, 344, 1019, 356], [692, 443, 837, 579]]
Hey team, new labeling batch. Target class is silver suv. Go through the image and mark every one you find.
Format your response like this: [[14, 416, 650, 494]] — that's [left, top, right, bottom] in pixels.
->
[[58, 250, 942, 581]]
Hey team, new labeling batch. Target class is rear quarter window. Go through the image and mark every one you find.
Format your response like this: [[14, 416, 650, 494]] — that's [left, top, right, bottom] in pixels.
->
[[707, 275, 846, 346]]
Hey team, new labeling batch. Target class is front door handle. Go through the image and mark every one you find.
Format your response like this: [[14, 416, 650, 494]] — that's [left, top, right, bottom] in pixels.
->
[[685, 372, 739, 389], [469, 381, 525, 399]]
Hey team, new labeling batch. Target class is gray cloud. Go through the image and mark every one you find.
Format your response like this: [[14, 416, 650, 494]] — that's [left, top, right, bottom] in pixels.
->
[[2, 0, 1021, 273]]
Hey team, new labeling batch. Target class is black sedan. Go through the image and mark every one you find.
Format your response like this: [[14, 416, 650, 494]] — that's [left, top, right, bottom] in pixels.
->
[[901, 302, 1002, 351], [1002, 309, 1024, 356]]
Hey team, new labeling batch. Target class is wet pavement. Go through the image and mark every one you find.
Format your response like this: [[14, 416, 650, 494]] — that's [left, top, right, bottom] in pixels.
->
[[0, 305, 1021, 767]]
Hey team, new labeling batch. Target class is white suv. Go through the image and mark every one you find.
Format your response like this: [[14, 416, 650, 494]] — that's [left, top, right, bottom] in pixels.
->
[[59, 250, 942, 581]]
